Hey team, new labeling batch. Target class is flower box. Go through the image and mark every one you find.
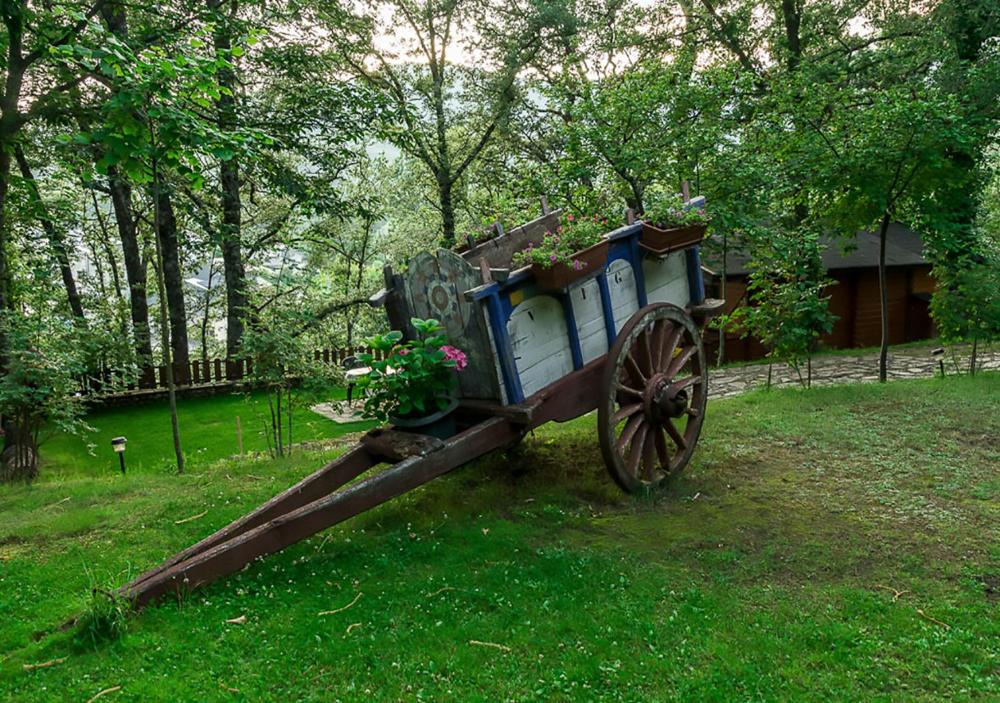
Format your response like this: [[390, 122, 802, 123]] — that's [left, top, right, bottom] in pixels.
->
[[530, 239, 610, 292], [639, 222, 707, 255]]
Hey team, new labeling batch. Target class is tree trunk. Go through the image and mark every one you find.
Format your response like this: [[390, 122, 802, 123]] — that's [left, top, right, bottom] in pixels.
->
[[201, 252, 217, 362], [90, 188, 125, 303], [717, 229, 727, 366], [108, 167, 154, 382], [152, 157, 184, 474], [0, 143, 12, 320], [209, 0, 248, 366], [14, 146, 85, 319], [439, 176, 456, 247], [154, 185, 190, 379], [877, 210, 891, 383], [99, 5, 155, 383]]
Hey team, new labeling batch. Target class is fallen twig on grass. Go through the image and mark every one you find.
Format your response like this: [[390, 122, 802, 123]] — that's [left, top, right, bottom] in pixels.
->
[[225, 615, 247, 625], [469, 640, 511, 652], [319, 592, 362, 616], [86, 686, 121, 703], [346, 622, 361, 635], [174, 510, 208, 525], [45, 497, 71, 510], [23, 657, 66, 671], [426, 586, 455, 598], [875, 585, 909, 602], [917, 609, 951, 630]]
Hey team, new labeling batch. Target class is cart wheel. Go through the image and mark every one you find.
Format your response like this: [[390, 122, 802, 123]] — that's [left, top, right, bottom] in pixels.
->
[[598, 303, 708, 494]]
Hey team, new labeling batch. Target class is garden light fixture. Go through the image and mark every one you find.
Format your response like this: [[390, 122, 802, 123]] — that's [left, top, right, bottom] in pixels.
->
[[111, 436, 127, 474]]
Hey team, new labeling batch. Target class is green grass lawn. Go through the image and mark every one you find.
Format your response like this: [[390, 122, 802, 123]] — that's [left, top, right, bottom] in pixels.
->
[[40, 386, 371, 479], [2, 375, 998, 701]]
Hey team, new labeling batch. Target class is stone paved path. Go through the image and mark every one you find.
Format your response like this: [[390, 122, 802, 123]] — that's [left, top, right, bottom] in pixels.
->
[[709, 344, 1000, 398]]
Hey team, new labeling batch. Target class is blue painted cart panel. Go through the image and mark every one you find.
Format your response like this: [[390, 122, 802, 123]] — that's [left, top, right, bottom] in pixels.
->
[[467, 223, 706, 405]]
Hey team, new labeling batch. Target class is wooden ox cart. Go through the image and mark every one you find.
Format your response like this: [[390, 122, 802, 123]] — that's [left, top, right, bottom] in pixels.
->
[[120, 199, 723, 608]]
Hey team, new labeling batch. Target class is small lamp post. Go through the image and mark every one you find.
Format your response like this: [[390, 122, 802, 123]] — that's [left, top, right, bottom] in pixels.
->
[[932, 348, 945, 378], [111, 436, 127, 474]]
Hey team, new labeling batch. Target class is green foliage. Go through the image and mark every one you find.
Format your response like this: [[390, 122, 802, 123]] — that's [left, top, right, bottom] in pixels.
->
[[357, 318, 466, 422], [931, 153, 1000, 357], [0, 312, 91, 481], [75, 577, 132, 648], [510, 211, 611, 269], [642, 186, 711, 229], [242, 306, 340, 457], [69, 29, 269, 187], [720, 229, 835, 382]]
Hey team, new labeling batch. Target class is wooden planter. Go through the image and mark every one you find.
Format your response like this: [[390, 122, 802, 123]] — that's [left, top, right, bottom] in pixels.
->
[[530, 239, 610, 292], [639, 222, 707, 255]]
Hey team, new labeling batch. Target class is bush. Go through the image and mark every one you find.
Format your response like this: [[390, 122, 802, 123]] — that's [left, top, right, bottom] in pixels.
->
[[0, 313, 90, 482]]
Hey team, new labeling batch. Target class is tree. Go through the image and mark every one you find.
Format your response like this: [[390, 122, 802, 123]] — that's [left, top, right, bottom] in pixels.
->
[[331, 0, 553, 245], [721, 227, 835, 387], [80, 26, 263, 473], [931, 143, 1000, 374], [0, 312, 90, 481], [801, 74, 968, 382]]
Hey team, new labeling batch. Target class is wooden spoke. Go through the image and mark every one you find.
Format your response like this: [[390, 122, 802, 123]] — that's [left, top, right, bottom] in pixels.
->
[[611, 403, 643, 425], [615, 382, 643, 399], [641, 429, 657, 481], [664, 418, 687, 450], [616, 414, 644, 454], [669, 375, 702, 393], [653, 426, 670, 468], [626, 423, 648, 477], [664, 345, 697, 380], [657, 325, 684, 374], [625, 352, 646, 385], [638, 325, 654, 376], [649, 319, 670, 371]]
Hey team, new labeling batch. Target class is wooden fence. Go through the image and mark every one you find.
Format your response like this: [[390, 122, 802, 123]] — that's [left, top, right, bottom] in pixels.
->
[[78, 346, 387, 397]]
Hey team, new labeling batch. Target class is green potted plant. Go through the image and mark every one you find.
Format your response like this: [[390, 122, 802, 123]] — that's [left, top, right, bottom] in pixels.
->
[[356, 318, 468, 438], [639, 190, 710, 254], [510, 212, 612, 291]]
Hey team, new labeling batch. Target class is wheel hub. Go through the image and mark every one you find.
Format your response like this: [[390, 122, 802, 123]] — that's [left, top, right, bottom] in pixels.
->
[[644, 373, 689, 422]]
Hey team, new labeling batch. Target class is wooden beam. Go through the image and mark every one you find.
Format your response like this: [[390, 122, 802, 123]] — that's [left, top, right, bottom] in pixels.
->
[[121, 445, 376, 599], [123, 418, 520, 608]]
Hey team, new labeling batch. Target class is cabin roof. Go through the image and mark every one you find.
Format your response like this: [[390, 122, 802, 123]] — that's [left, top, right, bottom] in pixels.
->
[[709, 222, 929, 277]]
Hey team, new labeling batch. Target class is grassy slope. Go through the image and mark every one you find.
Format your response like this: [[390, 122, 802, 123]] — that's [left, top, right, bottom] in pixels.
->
[[40, 387, 370, 479], [1, 375, 998, 702]]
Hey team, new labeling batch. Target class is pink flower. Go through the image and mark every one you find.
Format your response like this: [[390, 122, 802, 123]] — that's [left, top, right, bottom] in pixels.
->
[[440, 345, 468, 371], [572, 259, 584, 271], [567, 213, 574, 221], [549, 254, 558, 263]]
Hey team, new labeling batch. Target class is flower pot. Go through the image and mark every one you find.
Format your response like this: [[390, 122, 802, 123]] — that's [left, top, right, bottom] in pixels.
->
[[639, 222, 707, 255], [530, 240, 610, 292], [390, 397, 459, 439]]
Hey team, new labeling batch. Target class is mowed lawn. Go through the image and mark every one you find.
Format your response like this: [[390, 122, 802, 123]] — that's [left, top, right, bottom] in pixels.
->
[[1, 375, 998, 701], [39, 386, 370, 478]]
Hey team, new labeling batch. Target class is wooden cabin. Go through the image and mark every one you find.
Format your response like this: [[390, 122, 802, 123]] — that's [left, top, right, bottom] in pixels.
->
[[705, 223, 936, 362]]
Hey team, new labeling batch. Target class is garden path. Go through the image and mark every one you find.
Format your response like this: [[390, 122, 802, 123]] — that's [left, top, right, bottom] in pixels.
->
[[708, 344, 1000, 398]]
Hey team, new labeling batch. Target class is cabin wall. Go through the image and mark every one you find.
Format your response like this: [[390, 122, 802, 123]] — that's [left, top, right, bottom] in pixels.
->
[[708, 265, 936, 362]]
